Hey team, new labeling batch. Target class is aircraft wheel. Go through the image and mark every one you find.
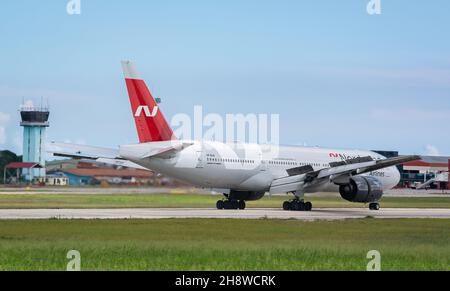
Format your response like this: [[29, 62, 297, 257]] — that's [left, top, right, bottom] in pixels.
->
[[216, 200, 224, 210], [292, 201, 304, 211], [304, 202, 312, 211], [283, 201, 291, 211], [369, 203, 380, 211], [290, 201, 298, 211], [224, 200, 239, 210], [223, 201, 231, 210], [298, 201, 305, 211], [238, 200, 246, 210]]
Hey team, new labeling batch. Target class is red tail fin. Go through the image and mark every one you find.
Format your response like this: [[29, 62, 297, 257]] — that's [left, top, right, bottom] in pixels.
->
[[121, 61, 176, 143]]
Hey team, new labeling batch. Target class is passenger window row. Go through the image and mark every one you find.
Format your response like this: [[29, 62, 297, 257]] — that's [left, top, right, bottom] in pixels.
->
[[207, 158, 255, 164], [206, 158, 329, 168], [269, 160, 297, 166], [298, 162, 329, 168]]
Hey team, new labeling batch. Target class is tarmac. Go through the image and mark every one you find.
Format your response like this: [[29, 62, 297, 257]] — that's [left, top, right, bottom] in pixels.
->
[[0, 208, 449, 220]]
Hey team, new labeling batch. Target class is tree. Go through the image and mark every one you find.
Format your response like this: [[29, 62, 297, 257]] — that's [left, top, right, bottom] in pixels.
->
[[0, 150, 21, 183]]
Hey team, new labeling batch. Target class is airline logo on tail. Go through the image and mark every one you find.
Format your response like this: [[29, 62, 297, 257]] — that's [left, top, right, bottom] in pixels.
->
[[122, 60, 176, 143], [135, 106, 159, 118]]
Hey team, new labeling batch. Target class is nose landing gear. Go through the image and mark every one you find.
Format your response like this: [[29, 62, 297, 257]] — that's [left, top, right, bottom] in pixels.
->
[[369, 202, 380, 211]]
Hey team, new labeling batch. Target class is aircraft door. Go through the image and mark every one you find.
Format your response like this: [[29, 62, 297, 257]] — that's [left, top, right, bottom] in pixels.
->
[[195, 144, 205, 169], [260, 160, 268, 171]]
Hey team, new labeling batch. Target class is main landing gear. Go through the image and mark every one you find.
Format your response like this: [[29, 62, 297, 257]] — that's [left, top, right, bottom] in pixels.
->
[[216, 200, 246, 210], [282, 199, 312, 212], [283, 191, 312, 212], [369, 202, 380, 211]]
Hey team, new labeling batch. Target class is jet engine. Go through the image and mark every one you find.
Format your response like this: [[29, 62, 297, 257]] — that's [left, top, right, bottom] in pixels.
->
[[339, 176, 383, 203]]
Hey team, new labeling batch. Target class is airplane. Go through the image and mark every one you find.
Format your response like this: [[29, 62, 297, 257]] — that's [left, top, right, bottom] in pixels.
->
[[48, 61, 421, 212]]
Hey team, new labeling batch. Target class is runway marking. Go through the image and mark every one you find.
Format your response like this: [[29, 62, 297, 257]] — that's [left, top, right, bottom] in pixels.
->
[[0, 208, 449, 220]]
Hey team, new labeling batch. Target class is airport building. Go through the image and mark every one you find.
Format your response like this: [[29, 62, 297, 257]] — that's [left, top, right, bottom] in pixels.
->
[[373, 151, 449, 189], [402, 156, 450, 189], [44, 174, 69, 186]]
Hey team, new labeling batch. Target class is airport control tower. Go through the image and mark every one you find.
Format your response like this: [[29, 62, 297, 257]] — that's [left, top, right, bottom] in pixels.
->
[[20, 103, 49, 181]]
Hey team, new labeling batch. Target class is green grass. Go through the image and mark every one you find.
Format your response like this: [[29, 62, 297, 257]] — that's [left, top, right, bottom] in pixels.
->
[[0, 219, 448, 271], [0, 193, 449, 209]]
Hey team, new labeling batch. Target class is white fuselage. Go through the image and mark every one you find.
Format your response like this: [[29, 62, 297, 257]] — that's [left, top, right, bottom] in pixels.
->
[[119, 140, 401, 193]]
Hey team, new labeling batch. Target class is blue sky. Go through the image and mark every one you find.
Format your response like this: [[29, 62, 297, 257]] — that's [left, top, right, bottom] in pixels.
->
[[0, 0, 449, 156]]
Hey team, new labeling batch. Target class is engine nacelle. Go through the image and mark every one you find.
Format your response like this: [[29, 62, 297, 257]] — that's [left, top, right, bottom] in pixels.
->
[[339, 176, 383, 203], [228, 190, 265, 201]]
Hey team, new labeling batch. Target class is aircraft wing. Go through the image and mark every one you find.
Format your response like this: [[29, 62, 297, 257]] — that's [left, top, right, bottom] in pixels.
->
[[312, 155, 421, 182], [269, 173, 308, 194], [269, 155, 421, 194]]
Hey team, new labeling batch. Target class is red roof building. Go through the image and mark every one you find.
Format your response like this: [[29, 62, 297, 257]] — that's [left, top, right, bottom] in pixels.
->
[[5, 162, 43, 169], [403, 160, 449, 172]]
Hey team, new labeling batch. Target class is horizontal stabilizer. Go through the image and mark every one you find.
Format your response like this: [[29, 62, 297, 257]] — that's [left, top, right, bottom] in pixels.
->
[[47, 142, 149, 170], [47, 142, 119, 160], [119, 141, 194, 160]]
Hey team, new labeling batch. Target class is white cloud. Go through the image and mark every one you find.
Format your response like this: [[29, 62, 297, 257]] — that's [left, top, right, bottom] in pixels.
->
[[0, 112, 11, 145], [425, 145, 440, 156]]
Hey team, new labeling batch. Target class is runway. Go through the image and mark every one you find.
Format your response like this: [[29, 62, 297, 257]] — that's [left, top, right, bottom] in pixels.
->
[[0, 208, 449, 220]]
